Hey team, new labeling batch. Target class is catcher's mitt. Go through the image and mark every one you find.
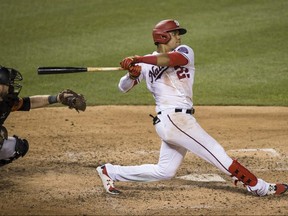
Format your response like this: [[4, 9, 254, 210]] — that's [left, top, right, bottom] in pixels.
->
[[58, 89, 86, 112]]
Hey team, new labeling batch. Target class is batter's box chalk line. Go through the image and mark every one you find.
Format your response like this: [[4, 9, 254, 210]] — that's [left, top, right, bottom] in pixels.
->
[[227, 148, 280, 157], [176, 173, 226, 182], [135, 149, 281, 157]]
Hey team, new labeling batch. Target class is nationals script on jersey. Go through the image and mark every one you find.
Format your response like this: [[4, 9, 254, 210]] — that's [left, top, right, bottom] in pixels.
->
[[138, 45, 195, 113]]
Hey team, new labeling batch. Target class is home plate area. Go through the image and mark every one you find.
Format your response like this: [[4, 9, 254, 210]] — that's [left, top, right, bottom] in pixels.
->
[[177, 173, 226, 182], [177, 148, 281, 183]]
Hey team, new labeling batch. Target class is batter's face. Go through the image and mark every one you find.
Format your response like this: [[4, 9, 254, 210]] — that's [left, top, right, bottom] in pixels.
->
[[167, 30, 181, 50], [0, 84, 9, 99]]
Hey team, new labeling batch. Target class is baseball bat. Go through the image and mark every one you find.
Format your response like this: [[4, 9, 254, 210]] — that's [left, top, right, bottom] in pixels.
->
[[37, 67, 124, 75]]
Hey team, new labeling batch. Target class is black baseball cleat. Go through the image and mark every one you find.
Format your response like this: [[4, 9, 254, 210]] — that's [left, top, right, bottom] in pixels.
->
[[96, 165, 121, 195]]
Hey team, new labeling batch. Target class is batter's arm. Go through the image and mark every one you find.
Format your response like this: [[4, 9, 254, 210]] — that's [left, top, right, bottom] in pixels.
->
[[131, 52, 188, 67], [118, 74, 138, 93], [157, 52, 188, 66]]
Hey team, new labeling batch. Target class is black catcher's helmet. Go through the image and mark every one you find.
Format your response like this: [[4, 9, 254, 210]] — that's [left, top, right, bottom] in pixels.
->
[[0, 66, 23, 95], [0, 66, 10, 86]]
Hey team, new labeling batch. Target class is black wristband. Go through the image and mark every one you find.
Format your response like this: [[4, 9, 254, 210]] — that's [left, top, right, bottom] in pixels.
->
[[48, 95, 58, 104]]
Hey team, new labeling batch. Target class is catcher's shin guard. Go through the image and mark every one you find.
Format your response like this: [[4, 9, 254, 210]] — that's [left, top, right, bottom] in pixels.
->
[[228, 160, 257, 186], [14, 135, 29, 158], [0, 135, 29, 167]]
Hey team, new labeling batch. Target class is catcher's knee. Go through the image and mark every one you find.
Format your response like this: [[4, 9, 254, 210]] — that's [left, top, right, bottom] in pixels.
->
[[14, 135, 29, 158], [0, 135, 29, 167]]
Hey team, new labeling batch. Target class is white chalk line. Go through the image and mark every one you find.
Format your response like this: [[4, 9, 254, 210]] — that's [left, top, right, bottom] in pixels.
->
[[251, 167, 288, 171], [134, 148, 281, 157], [176, 173, 226, 182], [227, 148, 281, 157], [63, 148, 281, 159]]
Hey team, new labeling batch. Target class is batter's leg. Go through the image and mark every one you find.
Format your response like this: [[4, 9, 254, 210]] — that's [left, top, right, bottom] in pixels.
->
[[162, 114, 288, 196], [104, 141, 187, 182], [158, 114, 233, 175]]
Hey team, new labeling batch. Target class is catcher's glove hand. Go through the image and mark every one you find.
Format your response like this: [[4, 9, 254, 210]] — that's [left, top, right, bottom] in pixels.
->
[[58, 89, 86, 112]]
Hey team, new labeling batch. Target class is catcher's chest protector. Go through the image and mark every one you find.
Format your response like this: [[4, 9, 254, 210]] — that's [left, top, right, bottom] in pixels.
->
[[0, 100, 12, 125]]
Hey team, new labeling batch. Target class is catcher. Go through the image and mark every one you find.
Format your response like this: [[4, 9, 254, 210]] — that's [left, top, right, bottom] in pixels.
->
[[0, 65, 86, 167]]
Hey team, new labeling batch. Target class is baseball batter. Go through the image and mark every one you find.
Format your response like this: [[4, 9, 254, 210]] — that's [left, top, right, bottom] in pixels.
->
[[0, 66, 86, 167], [97, 19, 287, 196]]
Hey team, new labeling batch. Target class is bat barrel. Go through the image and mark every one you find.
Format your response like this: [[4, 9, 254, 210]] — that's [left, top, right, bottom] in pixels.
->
[[38, 67, 87, 75], [37, 66, 124, 75]]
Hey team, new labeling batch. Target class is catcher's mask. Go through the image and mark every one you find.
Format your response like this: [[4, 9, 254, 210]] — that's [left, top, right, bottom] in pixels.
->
[[0, 66, 23, 96], [152, 19, 187, 45]]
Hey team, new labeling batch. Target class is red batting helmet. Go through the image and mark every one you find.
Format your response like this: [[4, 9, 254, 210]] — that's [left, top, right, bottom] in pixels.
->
[[152, 19, 187, 45]]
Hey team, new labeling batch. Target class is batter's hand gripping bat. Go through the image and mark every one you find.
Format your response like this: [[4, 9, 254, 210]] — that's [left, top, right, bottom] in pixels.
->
[[37, 67, 124, 75]]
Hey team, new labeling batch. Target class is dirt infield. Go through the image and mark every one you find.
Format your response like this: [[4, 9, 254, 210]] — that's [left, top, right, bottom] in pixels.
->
[[1, 106, 288, 215]]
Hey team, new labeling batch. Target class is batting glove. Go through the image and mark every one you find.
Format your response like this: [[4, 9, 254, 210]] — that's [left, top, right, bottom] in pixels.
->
[[128, 65, 141, 80], [120, 56, 140, 69]]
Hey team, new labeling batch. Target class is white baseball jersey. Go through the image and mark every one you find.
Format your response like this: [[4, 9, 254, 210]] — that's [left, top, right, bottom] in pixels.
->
[[119, 45, 195, 113]]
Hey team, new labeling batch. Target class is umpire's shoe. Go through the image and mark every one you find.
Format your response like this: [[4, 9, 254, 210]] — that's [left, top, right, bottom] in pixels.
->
[[96, 165, 120, 195], [267, 183, 288, 196]]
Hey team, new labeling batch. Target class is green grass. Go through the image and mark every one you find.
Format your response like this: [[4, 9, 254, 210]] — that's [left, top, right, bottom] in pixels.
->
[[0, 0, 287, 106]]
